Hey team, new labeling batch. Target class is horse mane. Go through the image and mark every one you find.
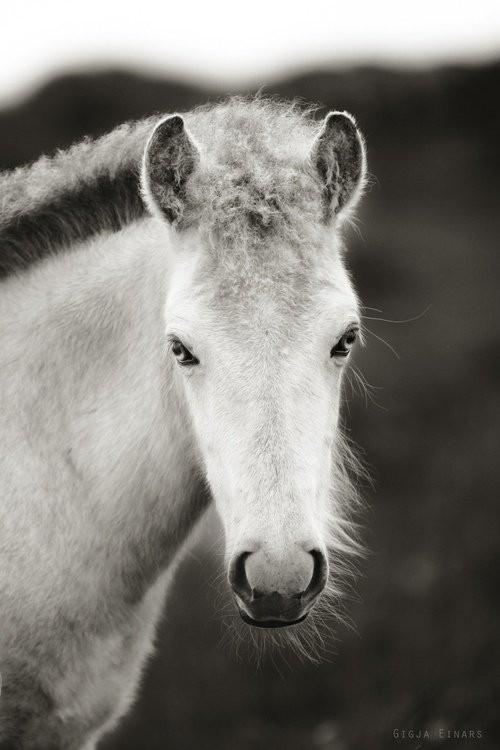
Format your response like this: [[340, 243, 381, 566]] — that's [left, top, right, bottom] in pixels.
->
[[0, 118, 158, 279], [0, 97, 324, 280]]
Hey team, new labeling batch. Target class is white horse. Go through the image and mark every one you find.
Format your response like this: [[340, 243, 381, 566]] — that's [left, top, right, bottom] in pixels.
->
[[0, 97, 367, 748]]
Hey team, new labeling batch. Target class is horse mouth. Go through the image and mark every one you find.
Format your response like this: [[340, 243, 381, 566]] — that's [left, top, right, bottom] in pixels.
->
[[238, 609, 309, 629]]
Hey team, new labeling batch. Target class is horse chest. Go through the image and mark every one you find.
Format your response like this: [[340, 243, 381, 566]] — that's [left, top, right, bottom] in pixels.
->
[[0, 570, 171, 746]]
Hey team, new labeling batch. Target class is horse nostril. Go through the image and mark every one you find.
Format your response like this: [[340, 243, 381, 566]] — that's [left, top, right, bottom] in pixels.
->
[[303, 549, 328, 601], [228, 551, 252, 601], [229, 546, 328, 627], [229, 547, 328, 606]]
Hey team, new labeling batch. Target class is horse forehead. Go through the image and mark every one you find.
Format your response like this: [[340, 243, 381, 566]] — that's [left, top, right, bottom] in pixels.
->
[[216, 263, 312, 305], [210, 240, 353, 298], [167, 233, 357, 330], [205, 265, 356, 336]]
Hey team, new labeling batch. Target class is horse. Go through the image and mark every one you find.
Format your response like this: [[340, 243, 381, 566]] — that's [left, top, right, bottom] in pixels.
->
[[0, 97, 367, 748]]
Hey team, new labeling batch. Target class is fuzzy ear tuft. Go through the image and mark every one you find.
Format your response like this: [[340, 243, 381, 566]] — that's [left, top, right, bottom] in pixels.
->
[[311, 111, 366, 221], [142, 115, 200, 224]]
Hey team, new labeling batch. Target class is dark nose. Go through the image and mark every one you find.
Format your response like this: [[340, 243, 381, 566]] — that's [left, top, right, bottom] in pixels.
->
[[228, 548, 328, 628]]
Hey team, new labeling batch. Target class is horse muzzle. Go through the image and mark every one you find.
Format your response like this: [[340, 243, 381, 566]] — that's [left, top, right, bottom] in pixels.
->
[[228, 546, 328, 629]]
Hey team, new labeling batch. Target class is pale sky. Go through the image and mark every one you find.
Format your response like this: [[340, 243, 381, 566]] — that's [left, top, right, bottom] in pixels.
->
[[2, 0, 500, 103]]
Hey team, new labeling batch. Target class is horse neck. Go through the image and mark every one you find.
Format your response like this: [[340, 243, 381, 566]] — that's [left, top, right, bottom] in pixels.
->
[[0, 218, 208, 597]]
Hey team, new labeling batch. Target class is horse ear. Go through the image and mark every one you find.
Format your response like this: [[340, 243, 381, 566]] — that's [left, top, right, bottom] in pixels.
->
[[311, 111, 366, 221], [142, 115, 200, 224]]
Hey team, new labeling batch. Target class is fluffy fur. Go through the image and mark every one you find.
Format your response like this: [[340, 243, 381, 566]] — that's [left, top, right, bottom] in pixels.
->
[[0, 97, 365, 278], [147, 98, 365, 253], [0, 97, 367, 748]]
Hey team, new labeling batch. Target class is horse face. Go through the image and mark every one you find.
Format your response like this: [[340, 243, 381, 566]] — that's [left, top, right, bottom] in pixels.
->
[[142, 102, 366, 628], [164, 245, 361, 628]]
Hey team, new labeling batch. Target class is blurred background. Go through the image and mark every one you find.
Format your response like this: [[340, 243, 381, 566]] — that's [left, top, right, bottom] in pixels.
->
[[2, 1, 499, 747]]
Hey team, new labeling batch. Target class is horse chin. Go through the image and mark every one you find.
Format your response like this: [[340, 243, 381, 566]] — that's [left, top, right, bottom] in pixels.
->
[[237, 608, 309, 629]]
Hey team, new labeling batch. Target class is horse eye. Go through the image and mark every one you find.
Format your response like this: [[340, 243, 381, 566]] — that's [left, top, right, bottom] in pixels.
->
[[331, 328, 358, 359], [171, 339, 199, 366]]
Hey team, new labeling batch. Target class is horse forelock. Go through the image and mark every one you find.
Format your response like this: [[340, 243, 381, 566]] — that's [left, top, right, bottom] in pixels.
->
[[180, 97, 326, 254]]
